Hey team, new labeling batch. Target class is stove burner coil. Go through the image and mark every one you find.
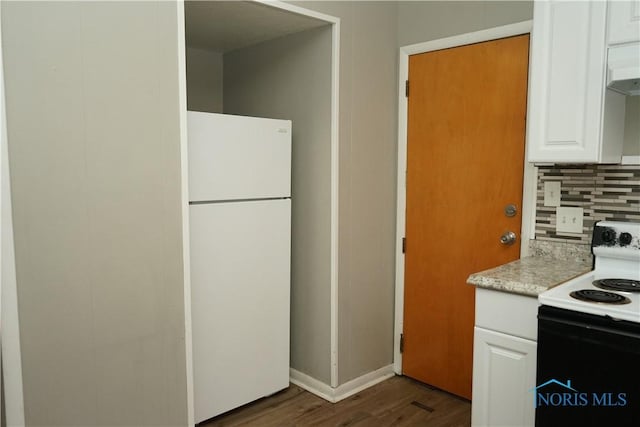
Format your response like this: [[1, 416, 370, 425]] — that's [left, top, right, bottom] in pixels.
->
[[570, 289, 631, 305], [593, 278, 640, 293]]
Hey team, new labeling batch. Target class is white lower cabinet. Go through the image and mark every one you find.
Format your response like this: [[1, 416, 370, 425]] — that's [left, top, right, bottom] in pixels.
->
[[472, 288, 538, 427], [472, 327, 537, 427]]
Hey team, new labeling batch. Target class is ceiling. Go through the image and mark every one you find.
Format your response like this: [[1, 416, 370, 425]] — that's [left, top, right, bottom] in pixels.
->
[[185, 1, 329, 53]]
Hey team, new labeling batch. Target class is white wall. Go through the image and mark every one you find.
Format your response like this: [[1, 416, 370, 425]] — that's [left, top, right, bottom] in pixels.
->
[[224, 26, 334, 384], [1, 2, 188, 425], [186, 46, 224, 113]]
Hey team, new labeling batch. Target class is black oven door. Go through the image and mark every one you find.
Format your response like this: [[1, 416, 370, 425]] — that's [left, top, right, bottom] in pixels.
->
[[536, 305, 640, 427]]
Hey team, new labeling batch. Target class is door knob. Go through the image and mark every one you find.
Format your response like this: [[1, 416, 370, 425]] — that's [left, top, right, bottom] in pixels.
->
[[500, 231, 517, 245]]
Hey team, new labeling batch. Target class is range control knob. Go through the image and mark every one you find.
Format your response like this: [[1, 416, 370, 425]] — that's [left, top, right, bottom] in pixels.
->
[[619, 232, 633, 246], [601, 229, 616, 244]]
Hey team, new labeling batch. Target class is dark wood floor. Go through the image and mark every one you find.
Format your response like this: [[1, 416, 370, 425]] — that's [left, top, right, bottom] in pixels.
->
[[200, 375, 471, 426]]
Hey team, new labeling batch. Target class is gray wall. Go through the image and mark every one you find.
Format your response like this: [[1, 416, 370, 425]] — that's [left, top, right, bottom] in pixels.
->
[[624, 96, 640, 156], [398, 0, 636, 158], [0, 2, 559, 422], [287, 0, 535, 386], [224, 26, 334, 384], [2, 2, 188, 425], [186, 46, 224, 113], [287, 1, 398, 385]]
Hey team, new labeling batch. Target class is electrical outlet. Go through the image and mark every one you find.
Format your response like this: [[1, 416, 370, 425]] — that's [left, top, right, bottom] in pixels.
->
[[556, 207, 584, 233], [544, 181, 561, 207]]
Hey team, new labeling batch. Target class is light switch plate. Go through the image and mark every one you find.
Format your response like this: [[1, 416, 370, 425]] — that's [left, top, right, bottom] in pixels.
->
[[556, 207, 584, 233], [544, 181, 561, 207]]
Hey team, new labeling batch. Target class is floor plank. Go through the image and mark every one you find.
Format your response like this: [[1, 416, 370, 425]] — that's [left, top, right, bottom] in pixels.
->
[[200, 376, 471, 426]]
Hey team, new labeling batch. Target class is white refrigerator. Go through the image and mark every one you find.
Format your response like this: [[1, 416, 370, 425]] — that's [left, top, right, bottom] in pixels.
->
[[187, 111, 291, 423]]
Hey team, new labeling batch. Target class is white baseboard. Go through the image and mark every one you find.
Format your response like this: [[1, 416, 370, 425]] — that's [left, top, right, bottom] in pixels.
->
[[289, 369, 336, 402], [333, 365, 396, 402], [289, 364, 395, 403]]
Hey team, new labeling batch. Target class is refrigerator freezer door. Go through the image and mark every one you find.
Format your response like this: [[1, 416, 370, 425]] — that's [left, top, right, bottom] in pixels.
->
[[187, 111, 291, 202], [189, 199, 291, 423]]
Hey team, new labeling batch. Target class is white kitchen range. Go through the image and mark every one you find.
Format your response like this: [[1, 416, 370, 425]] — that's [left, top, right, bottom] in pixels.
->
[[536, 221, 640, 427], [539, 221, 640, 321]]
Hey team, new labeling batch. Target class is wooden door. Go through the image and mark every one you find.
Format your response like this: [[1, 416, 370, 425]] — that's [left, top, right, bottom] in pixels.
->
[[403, 35, 530, 400]]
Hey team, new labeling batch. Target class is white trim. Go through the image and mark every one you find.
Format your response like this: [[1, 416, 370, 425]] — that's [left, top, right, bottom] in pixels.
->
[[290, 365, 395, 403], [176, 1, 194, 426], [329, 17, 341, 391], [521, 20, 540, 248], [254, 0, 340, 24], [289, 369, 336, 402], [622, 155, 640, 165], [251, 0, 341, 389], [521, 163, 539, 254], [394, 20, 534, 374], [401, 20, 534, 56], [332, 365, 394, 402], [393, 42, 409, 375], [0, 2, 26, 423]]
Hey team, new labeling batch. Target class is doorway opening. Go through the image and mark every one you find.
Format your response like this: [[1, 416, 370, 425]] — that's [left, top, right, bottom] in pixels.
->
[[179, 1, 341, 422]]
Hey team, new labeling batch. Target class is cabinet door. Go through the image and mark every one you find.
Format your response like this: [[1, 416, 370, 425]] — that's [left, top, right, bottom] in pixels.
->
[[527, 1, 610, 163], [608, 0, 640, 45], [472, 327, 537, 427]]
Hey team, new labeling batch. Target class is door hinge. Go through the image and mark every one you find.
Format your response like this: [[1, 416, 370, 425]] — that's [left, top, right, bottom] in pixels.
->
[[405, 80, 409, 97], [402, 237, 406, 254], [400, 334, 404, 353]]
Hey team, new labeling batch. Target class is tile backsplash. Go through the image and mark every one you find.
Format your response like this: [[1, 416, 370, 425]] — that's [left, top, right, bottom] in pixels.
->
[[535, 164, 640, 244]]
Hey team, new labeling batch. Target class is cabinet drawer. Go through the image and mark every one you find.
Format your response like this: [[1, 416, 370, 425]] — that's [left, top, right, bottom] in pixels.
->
[[475, 288, 538, 341]]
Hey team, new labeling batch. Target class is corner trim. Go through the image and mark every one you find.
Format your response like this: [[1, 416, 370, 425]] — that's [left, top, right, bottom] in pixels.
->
[[176, 1, 194, 426], [290, 365, 395, 403]]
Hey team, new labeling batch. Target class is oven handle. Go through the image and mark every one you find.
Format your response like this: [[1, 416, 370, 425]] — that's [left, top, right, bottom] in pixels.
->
[[538, 306, 640, 340], [540, 316, 640, 340]]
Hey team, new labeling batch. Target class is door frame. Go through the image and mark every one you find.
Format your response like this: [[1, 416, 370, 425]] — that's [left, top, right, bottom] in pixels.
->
[[393, 21, 536, 374]]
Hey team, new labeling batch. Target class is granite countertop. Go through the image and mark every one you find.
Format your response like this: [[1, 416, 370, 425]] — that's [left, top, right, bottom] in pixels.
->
[[467, 256, 592, 297], [467, 241, 593, 297]]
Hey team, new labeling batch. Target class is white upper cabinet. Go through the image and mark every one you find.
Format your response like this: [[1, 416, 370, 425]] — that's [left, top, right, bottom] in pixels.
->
[[527, 1, 625, 164], [607, 0, 640, 45]]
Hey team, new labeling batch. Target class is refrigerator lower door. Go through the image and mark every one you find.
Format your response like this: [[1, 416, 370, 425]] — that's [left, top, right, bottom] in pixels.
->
[[189, 199, 291, 423]]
